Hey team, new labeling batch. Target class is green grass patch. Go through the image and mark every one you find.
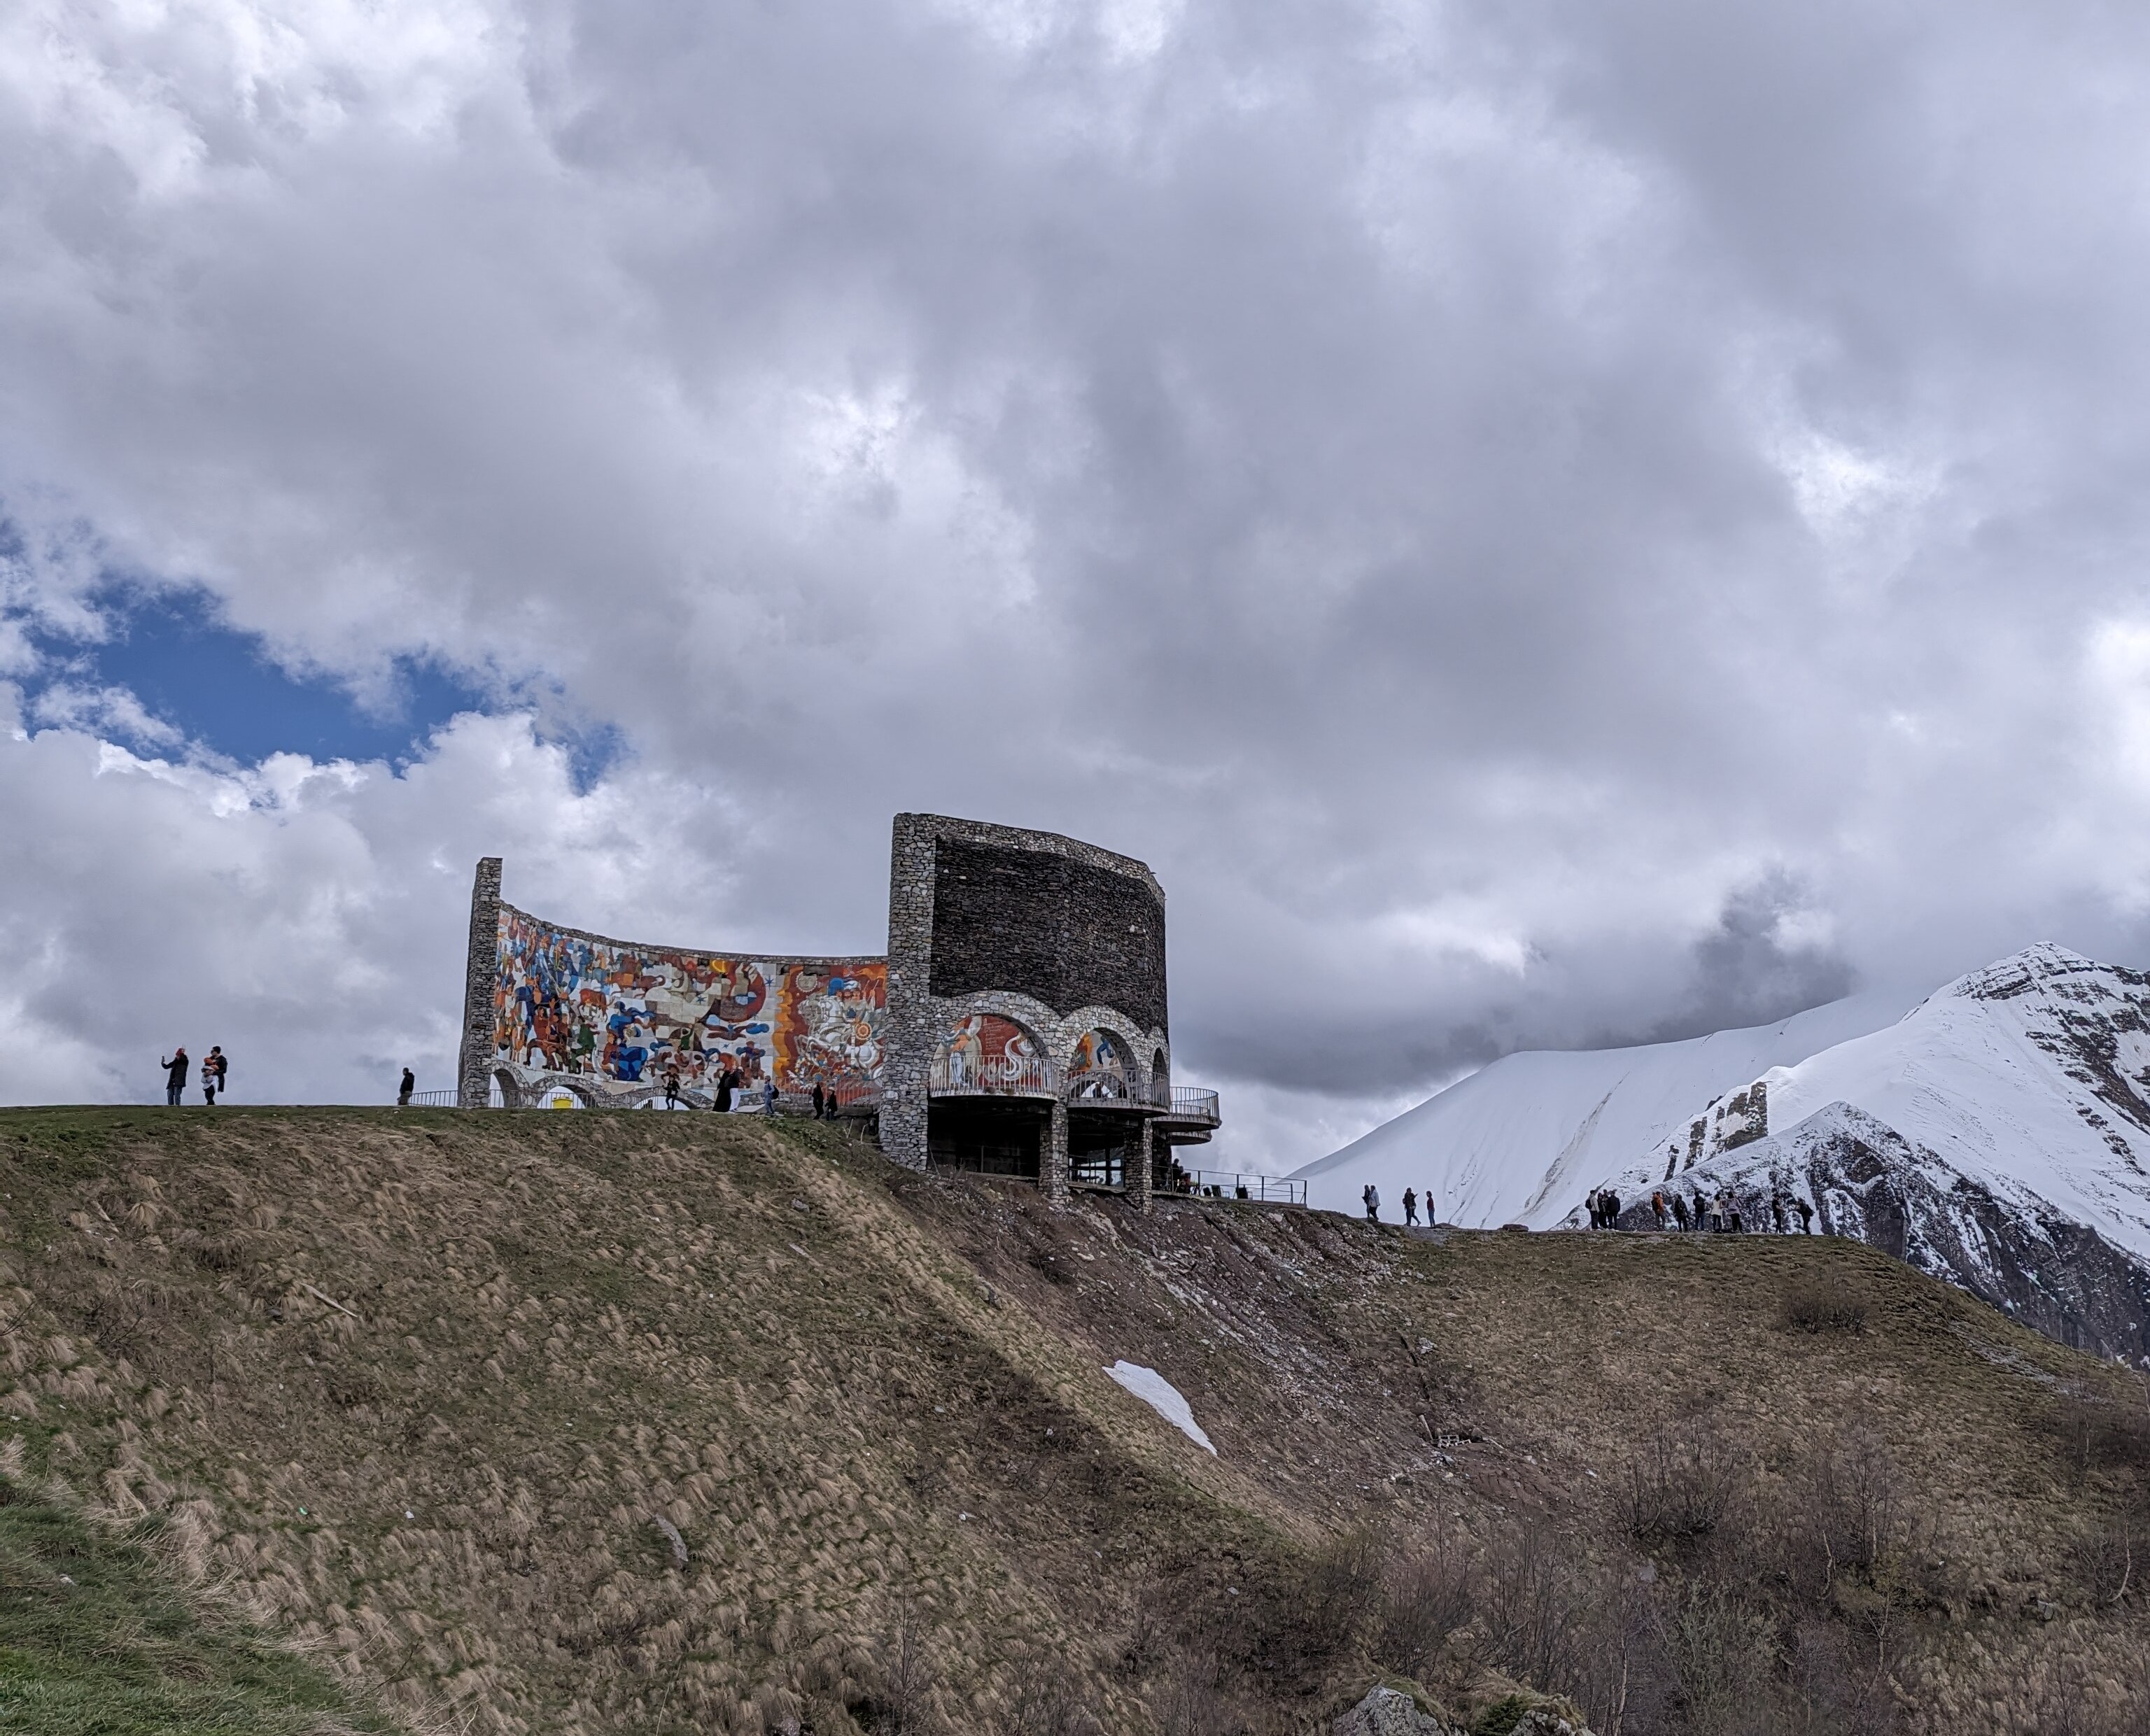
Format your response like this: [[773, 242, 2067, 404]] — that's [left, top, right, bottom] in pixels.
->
[[0, 1481, 390, 1735]]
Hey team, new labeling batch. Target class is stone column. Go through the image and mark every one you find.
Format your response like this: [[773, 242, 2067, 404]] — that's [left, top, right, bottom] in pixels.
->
[[880, 816, 937, 1170], [1132, 1120, 1153, 1215], [1045, 1099, 1070, 1206], [456, 857, 503, 1109]]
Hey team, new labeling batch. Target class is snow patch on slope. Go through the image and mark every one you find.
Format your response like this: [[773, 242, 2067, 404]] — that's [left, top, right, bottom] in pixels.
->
[[1105, 1361, 1217, 1455]]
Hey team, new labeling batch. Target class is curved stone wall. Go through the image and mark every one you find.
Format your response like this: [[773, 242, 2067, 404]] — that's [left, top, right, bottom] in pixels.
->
[[457, 866, 885, 1108]]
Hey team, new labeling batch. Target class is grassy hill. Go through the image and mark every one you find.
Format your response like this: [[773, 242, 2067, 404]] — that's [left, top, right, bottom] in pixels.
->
[[1, 1106, 2147, 1735]]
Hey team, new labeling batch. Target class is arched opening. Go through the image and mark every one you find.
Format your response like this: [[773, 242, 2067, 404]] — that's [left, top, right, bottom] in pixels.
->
[[929, 1012, 1053, 1180]]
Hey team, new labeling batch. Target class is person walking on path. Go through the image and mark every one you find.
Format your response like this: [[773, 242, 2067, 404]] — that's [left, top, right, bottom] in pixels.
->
[[1795, 1197, 1815, 1234], [160, 1047, 189, 1107], [1402, 1187, 1419, 1227], [1671, 1192, 1690, 1232], [1363, 1183, 1380, 1223], [810, 1081, 826, 1120], [713, 1067, 737, 1113], [202, 1046, 227, 1106], [398, 1066, 415, 1106], [662, 1065, 682, 1110]]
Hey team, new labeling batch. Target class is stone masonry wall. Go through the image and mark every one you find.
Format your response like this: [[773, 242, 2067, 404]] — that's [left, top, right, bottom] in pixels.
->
[[882, 813, 1171, 1190], [456, 856, 503, 1109]]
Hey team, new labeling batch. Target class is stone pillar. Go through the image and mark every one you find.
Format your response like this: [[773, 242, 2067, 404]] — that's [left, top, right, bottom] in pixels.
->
[[1045, 1099, 1070, 1206], [1132, 1120, 1153, 1215], [880, 816, 937, 1170], [456, 857, 503, 1109]]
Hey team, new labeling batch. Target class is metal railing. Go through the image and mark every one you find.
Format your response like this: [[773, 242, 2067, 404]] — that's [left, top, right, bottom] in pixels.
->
[[398, 1088, 459, 1108], [1158, 1169, 1305, 1206], [929, 1054, 1058, 1097], [1163, 1086, 1221, 1125]]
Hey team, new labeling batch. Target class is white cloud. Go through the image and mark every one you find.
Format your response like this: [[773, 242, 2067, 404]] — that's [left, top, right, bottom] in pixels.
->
[[8, 0, 2150, 1171]]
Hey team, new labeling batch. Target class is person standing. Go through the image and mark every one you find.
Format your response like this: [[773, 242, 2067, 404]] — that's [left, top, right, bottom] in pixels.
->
[[761, 1076, 777, 1115], [713, 1066, 736, 1113], [1363, 1183, 1380, 1223], [160, 1047, 189, 1107], [1650, 1190, 1667, 1231], [810, 1081, 826, 1120], [1693, 1186, 1709, 1232], [1795, 1197, 1815, 1234], [398, 1066, 416, 1106], [1771, 1193, 1787, 1234], [203, 1045, 227, 1106], [1403, 1187, 1419, 1227], [1603, 1188, 1622, 1229], [1671, 1192, 1690, 1232], [663, 1065, 682, 1110]]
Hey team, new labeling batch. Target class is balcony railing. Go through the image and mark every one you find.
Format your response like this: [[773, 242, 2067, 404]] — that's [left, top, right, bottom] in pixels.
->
[[1163, 1086, 1221, 1125], [929, 1054, 1058, 1098], [1159, 1169, 1305, 1206]]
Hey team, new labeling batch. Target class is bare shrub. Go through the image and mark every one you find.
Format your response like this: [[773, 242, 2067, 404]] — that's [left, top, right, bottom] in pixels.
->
[[1653, 1583, 1772, 1736], [1477, 1521, 1587, 1698], [1371, 1526, 1477, 1679], [2067, 1521, 2138, 1604], [2049, 1392, 2150, 1479], [1775, 1435, 1916, 1602], [1779, 1278, 1866, 1334], [1001, 1675, 1102, 1736], [1152, 1650, 1258, 1736], [1298, 1525, 1388, 1658], [1986, 1644, 2150, 1736], [1621, 1425, 1748, 1544], [865, 1601, 940, 1735]]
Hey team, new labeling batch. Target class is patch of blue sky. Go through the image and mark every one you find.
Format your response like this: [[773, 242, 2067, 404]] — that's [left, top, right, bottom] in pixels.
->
[[15, 584, 491, 768]]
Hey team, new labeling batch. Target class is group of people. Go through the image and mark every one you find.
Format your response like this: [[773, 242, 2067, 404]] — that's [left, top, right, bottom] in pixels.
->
[[158, 1045, 229, 1106], [1355, 1172, 1820, 1236], [1602, 1184, 1817, 1235], [1364, 1183, 1439, 1227], [659, 1063, 846, 1120]]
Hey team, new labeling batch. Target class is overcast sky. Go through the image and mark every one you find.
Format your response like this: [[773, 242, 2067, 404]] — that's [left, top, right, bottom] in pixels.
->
[[7, 0, 2150, 1169]]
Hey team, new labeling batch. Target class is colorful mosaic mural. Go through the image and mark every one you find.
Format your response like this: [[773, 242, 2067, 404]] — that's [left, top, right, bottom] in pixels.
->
[[491, 904, 885, 1104], [940, 1012, 1041, 1087], [1067, 1028, 1137, 1099]]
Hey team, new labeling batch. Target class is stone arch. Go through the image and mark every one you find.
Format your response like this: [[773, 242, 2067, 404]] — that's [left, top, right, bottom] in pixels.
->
[[1066, 1026, 1141, 1101], [1151, 1047, 1170, 1102], [941, 1009, 1053, 1094]]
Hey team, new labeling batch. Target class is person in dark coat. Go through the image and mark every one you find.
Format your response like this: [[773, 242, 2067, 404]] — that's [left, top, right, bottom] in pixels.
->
[[1603, 1189, 1621, 1228], [1402, 1187, 1419, 1227], [1671, 1192, 1690, 1232], [713, 1067, 738, 1112], [1795, 1197, 1815, 1234], [1362, 1183, 1379, 1223], [398, 1067, 415, 1106], [1693, 1186, 1709, 1231], [1771, 1193, 1787, 1234], [203, 1045, 227, 1106], [161, 1048, 189, 1107]]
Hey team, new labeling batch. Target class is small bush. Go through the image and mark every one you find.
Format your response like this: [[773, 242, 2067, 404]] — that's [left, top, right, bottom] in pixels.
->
[[1780, 1278, 1867, 1334], [1620, 1424, 1748, 1543], [1371, 1527, 1477, 1677]]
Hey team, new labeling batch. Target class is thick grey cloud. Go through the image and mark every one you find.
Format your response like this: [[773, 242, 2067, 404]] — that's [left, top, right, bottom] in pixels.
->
[[6, 0, 2150, 1169]]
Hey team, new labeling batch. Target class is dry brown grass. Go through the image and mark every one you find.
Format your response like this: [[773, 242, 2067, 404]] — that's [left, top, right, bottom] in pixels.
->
[[1, 1108, 2147, 1733]]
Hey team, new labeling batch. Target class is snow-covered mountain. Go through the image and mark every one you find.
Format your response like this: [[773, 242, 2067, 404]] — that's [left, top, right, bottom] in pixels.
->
[[1296, 945, 2150, 1360], [1295, 987, 1911, 1227]]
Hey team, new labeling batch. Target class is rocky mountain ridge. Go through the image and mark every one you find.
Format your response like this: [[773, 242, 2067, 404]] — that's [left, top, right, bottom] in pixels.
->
[[1306, 945, 2150, 1360]]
